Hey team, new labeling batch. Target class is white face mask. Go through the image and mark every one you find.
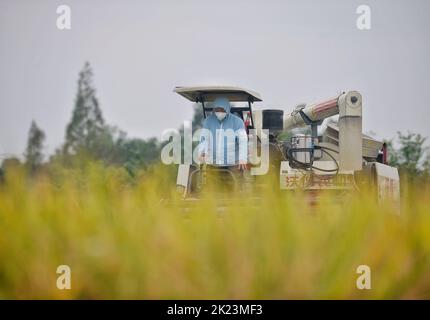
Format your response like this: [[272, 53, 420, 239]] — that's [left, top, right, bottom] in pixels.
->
[[215, 111, 226, 121]]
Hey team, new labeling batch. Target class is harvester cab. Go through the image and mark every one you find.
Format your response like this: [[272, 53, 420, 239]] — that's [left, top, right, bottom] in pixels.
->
[[174, 85, 261, 128], [174, 86, 261, 199]]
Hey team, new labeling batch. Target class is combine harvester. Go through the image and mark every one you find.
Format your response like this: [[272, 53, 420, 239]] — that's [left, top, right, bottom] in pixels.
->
[[174, 86, 400, 204]]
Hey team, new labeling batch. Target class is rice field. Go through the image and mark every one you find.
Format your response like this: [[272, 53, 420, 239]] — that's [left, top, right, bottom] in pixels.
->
[[0, 163, 429, 299]]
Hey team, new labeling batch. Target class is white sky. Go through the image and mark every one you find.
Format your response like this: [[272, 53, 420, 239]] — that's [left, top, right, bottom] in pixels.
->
[[1, 0, 430, 157]]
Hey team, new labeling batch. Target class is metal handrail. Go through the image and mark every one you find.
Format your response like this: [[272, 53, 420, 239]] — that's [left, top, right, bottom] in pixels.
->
[[186, 165, 238, 199]]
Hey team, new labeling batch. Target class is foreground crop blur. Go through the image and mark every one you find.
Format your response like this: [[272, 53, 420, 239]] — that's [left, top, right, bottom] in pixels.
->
[[0, 164, 429, 299]]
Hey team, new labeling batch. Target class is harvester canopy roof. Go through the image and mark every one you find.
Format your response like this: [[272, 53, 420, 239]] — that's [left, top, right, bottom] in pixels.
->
[[174, 86, 262, 103]]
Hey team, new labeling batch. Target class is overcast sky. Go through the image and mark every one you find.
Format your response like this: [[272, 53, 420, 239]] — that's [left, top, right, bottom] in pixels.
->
[[1, 0, 430, 158]]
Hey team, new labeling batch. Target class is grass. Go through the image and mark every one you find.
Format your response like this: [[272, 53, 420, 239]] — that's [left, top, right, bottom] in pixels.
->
[[0, 163, 429, 299]]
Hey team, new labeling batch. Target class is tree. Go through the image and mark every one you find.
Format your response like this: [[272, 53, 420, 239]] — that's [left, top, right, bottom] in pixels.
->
[[64, 62, 105, 156], [56, 61, 166, 172], [120, 137, 161, 175], [24, 120, 46, 171], [387, 131, 428, 176], [90, 125, 127, 165]]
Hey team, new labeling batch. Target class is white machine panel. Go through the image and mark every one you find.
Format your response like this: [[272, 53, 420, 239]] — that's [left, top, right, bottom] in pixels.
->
[[374, 163, 400, 202], [176, 164, 190, 188]]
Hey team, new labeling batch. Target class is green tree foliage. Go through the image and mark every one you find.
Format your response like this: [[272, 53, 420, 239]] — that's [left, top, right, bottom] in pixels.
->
[[58, 62, 161, 172], [24, 120, 46, 172], [89, 125, 127, 165], [120, 137, 161, 176], [64, 62, 105, 156], [387, 131, 429, 176]]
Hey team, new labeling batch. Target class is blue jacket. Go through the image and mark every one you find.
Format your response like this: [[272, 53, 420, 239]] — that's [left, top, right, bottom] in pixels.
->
[[199, 97, 248, 165]]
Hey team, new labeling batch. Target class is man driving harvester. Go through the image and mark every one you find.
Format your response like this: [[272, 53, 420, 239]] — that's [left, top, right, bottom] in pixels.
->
[[174, 86, 262, 198], [198, 96, 248, 173]]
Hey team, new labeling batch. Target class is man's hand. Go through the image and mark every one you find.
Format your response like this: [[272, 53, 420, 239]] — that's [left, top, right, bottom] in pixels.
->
[[238, 160, 247, 171], [199, 153, 207, 164]]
